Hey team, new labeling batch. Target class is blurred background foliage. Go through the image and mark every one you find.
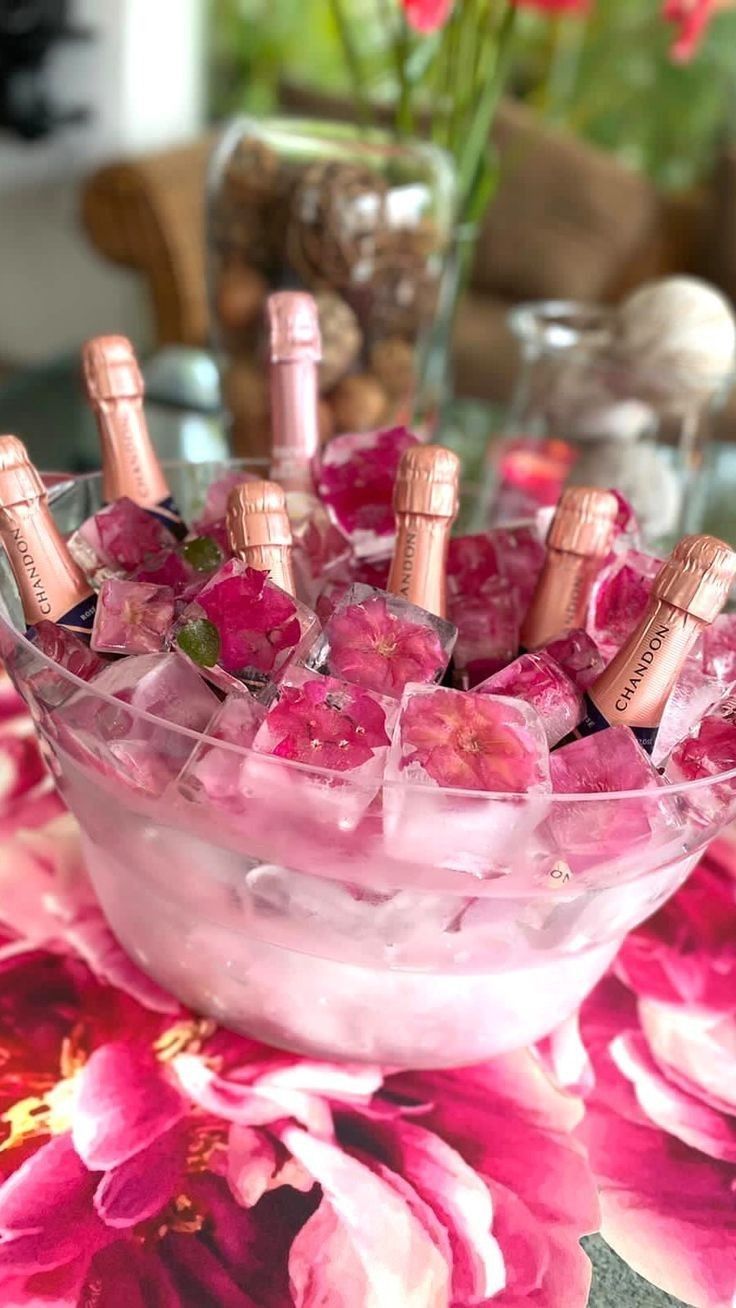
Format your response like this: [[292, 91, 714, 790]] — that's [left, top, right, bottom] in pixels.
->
[[208, 0, 736, 191]]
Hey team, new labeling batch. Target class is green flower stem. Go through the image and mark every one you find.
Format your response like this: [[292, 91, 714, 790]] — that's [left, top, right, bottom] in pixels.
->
[[327, 0, 374, 126], [456, 0, 517, 214]]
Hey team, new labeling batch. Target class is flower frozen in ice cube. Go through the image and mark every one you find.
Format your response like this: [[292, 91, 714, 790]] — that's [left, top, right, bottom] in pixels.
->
[[476, 652, 581, 748], [321, 586, 455, 699], [172, 558, 317, 694], [256, 672, 391, 773], [395, 685, 550, 794], [91, 579, 175, 655], [314, 425, 418, 557], [543, 628, 604, 691], [701, 611, 736, 686], [588, 550, 662, 656], [74, 497, 174, 574]]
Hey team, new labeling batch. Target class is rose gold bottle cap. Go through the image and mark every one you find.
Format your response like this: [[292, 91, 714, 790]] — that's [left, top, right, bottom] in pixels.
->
[[547, 487, 619, 557], [226, 480, 293, 552], [82, 335, 144, 403], [653, 533, 736, 623], [267, 293, 321, 364], [393, 444, 460, 518], [0, 435, 45, 506]]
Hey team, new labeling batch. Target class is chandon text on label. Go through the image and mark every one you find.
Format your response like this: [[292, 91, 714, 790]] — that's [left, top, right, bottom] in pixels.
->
[[10, 525, 51, 615], [614, 624, 670, 713]]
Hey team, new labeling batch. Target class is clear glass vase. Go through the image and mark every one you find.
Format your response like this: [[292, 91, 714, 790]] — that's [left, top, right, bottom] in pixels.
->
[[207, 116, 455, 455], [482, 300, 734, 548], [3, 462, 735, 1067]]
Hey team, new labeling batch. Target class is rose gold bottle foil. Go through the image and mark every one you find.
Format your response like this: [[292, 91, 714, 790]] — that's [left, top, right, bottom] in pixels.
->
[[267, 293, 321, 496], [520, 487, 619, 650], [0, 435, 95, 631], [226, 480, 296, 596], [82, 335, 174, 513], [587, 533, 736, 738], [387, 445, 460, 618]]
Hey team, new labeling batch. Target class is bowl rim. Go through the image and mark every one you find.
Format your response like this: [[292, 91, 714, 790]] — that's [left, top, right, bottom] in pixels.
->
[[2, 461, 735, 807]]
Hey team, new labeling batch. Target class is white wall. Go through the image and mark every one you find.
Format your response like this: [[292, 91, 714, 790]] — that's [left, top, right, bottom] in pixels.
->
[[0, 0, 206, 364]]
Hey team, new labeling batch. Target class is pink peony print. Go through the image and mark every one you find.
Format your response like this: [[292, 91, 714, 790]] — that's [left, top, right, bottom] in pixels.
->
[[327, 595, 447, 698], [578, 834, 736, 1307], [398, 688, 548, 792], [0, 678, 598, 1306]]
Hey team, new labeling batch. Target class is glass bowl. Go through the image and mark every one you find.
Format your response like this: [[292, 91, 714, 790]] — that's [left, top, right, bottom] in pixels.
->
[[2, 462, 734, 1068]]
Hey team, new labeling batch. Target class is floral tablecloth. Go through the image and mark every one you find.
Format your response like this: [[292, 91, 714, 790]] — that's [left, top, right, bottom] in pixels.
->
[[0, 669, 733, 1308]]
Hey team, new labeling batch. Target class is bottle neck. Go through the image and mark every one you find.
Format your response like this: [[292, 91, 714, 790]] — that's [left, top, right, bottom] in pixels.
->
[[387, 512, 452, 618], [96, 397, 170, 508], [0, 498, 93, 628], [269, 360, 319, 495], [588, 596, 704, 731], [520, 548, 600, 650], [239, 543, 296, 597]]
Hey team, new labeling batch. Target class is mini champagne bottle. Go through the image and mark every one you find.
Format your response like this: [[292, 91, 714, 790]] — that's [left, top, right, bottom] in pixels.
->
[[0, 435, 96, 638], [520, 487, 619, 651], [82, 335, 186, 539], [572, 533, 736, 754]]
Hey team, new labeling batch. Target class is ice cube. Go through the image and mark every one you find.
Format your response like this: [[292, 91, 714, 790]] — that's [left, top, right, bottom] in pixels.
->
[[447, 525, 545, 609], [664, 694, 736, 824], [448, 580, 520, 687], [132, 534, 224, 597], [245, 666, 396, 832], [30, 620, 105, 683], [177, 693, 266, 812], [171, 558, 319, 696], [314, 425, 419, 558], [312, 583, 456, 699], [476, 652, 581, 748], [72, 498, 174, 574], [587, 549, 662, 657], [91, 579, 175, 655], [701, 612, 736, 687], [651, 662, 724, 766], [543, 628, 605, 691], [383, 684, 551, 874], [289, 496, 352, 607], [548, 726, 676, 875], [53, 653, 220, 796]]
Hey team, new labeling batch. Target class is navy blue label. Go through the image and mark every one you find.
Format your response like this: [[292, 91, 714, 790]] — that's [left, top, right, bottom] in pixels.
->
[[148, 495, 187, 540], [28, 592, 97, 643], [557, 694, 658, 755]]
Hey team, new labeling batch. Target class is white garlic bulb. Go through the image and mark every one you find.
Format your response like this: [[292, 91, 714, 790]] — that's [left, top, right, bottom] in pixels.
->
[[615, 276, 736, 404]]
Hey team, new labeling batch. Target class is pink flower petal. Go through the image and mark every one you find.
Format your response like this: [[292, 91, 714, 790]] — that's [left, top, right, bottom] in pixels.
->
[[283, 1126, 450, 1307], [174, 1055, 333, 1137], [361, 1117, 505, 1301], [73, 1044, 187, 1170], [0, 1139, 111, 1274], [94, 1123, 187, 1228], [225, 1126, 313, 1208], [254, 1062, 383, 1102], [610, 1030, 736, 1162], [639, 999, 736, 1115], [0, 1134, 89, 1235]]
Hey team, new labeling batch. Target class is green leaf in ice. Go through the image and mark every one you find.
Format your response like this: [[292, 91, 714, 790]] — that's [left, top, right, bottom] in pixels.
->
[[182, 535, 224, 572], [177, 618, 221, 667]]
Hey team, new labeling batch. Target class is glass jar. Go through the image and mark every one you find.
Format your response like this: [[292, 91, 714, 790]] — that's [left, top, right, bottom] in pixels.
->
[[207, 116, 455, 455], [481, 300, 734, 548]]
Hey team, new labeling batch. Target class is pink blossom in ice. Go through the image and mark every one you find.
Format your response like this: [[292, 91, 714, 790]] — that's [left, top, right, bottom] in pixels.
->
[[260, 676, 390, 772], [328, 595, 446, 697], [399, 689, 549, 792]]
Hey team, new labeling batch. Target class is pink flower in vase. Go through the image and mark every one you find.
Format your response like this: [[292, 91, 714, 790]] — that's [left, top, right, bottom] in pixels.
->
[[262, 676, 390, 771], [399, 689, 548, 791], [663, 0, 719, 61], [577, 835, 736, 1307], [402, 0, 454, 32], [328, 595, 446, 697]]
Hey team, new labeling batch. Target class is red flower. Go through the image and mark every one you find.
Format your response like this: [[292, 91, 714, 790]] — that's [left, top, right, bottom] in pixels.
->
[[662, 0, 713, 60], [402, 0, 453, 33]]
